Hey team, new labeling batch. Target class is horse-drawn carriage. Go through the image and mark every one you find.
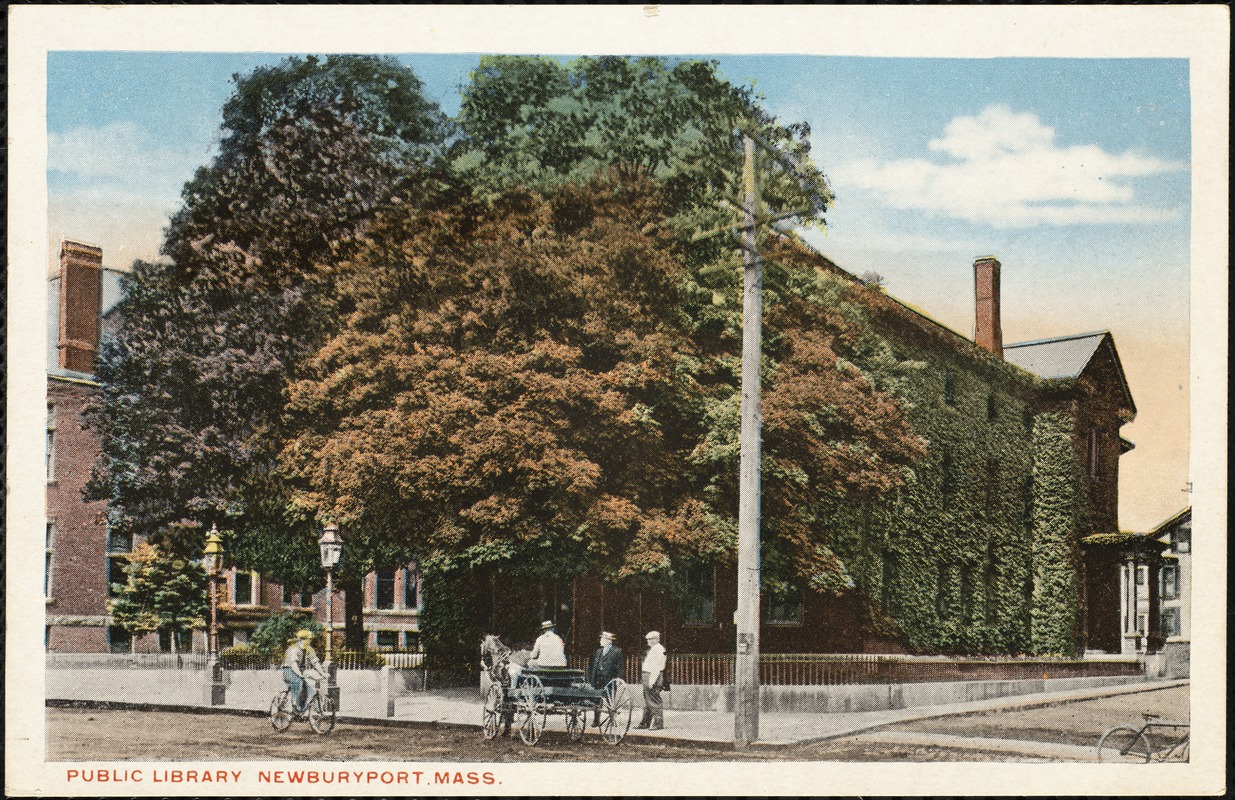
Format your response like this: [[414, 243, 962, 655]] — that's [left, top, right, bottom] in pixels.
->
[[481, 635, 634, 746]]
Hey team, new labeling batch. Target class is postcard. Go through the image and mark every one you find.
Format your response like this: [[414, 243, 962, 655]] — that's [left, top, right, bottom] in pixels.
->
[[6, 5, 1227, 796]]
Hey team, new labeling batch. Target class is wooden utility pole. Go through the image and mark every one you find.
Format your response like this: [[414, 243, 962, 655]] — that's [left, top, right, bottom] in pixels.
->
[[734, 133, 762, 746]]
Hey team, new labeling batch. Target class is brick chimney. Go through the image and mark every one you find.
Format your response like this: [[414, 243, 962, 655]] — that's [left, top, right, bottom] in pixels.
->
[[58, 240, 103, 373], [973, 255, 1003, 357]]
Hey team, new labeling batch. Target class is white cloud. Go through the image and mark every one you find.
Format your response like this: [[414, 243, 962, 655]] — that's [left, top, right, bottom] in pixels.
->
[[48, 121, 208, 190], [832, 105, 1187, 228]]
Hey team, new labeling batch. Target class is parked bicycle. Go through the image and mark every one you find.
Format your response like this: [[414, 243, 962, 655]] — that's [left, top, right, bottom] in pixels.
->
[[270, 675, 336, 735], [1097, 713, 1189, 763]]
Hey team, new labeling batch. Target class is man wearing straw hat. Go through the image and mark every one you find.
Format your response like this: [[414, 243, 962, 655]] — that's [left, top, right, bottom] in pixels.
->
[[586, 631, 624, 726], [527, 620, 567, 668], [635, 630, 666, 730]]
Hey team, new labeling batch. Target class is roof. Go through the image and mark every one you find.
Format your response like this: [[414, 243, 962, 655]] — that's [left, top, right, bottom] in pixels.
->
[[1150, 506, 1192, 537], [1002, 331, 1108, 379]]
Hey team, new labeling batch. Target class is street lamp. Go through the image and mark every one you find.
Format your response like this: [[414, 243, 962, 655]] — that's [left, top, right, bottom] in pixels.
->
[[318, 523, 343, 707], [202, 524, 226, 706]]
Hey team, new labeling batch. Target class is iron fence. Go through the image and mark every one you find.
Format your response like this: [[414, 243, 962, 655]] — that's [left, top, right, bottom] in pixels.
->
[[46, 651, 1140, 685]]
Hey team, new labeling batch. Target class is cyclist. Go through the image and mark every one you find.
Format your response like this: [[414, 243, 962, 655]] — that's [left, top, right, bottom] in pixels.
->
[[282, 629, 323, 715]]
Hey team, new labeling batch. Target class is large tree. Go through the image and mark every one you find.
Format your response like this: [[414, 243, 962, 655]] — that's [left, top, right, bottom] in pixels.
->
[[87, 55, 450, 632], [453, 56, 832, 238], [279, 177, 924, 626]]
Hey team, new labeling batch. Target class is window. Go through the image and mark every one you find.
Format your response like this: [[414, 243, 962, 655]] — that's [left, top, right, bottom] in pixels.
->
[[766, 584, 802, 624], [983, 546, 998, 624], [959, 565, 974, 623], [944, 370, 956, 407], [1160, 564, 1180, 600], [108, 556, 129, 596], [1160, 607, 1182, 637], [158, 628, 190, 653], [46, 402, 56, 482], [1135, 565, 1147, 586], [940, 449, 955, 509], [107, 529, 133, 553], [879, 552, 896, 609], [45, 522, 55, 598], [1087, 426, 1103, 481], [935, 564, 949, 618], [375, 568, 395, 610], [1022, 474, 1035, 532], [108, 626, 132, 654], [403, 566, 420, 610], [1173, 525, 1191, 554], [677, 562, 714, 624], [233, 570, 257, 605], [403, 631, 420, 650], [282, 584, 311, 608], [375, 630, 398, 650]]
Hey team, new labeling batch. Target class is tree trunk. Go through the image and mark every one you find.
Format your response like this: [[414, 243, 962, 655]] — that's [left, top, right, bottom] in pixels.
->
[[341, 573, 366, 651]]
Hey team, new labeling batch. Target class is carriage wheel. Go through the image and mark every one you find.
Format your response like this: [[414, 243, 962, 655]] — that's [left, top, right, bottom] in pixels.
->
[[481, 683, 503, 740], [565, 708, 586, 742], [598, 679, 633, 745], [516, 675, 546, 746]]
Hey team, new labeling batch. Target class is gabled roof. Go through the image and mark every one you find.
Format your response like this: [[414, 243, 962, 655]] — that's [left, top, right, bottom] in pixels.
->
[[1003, 331, 1108, 379], [1004, 330, 1135, 418]]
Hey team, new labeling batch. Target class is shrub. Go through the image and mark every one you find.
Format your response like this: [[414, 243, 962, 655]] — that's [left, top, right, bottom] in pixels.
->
[[220, 644, 274, 670], [249, 612, 324, 658]]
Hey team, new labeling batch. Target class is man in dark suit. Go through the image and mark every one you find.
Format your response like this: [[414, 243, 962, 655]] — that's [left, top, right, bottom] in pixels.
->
[[586, 631, 624, 726]]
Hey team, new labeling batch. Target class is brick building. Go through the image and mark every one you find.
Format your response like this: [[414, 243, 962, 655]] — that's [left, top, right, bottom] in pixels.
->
[[45, 240, 424, 654], [563, 251, 1145, 658]]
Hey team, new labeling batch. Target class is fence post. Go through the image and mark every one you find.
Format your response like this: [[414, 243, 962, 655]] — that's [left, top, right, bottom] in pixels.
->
[[383, 665, 398, 718]]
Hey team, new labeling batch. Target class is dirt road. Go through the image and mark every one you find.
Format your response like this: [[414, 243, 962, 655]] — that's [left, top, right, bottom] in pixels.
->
[[47, 683, 1187, 763]]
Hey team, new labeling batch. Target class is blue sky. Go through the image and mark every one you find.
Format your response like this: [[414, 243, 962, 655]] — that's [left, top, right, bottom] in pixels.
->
[[45, 52, 1193, 529]]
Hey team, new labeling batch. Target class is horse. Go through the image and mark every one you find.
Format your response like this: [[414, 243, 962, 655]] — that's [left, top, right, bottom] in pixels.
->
[[480, 633, 533, 737], [480, 634, 531, 692]]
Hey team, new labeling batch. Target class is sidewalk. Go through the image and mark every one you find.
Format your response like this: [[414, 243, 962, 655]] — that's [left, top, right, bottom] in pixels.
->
[[49, 673, 1187, 749]]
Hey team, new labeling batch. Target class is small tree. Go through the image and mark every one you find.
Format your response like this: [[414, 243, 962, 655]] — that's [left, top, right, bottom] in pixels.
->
[[108, 543, 208, 654]]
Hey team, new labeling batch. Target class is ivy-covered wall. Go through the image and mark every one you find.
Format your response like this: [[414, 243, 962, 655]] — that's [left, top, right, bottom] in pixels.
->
[[823, 317, 1044, 654], [1028, 412, 1084, 655], [809, 277, 1103, 657]]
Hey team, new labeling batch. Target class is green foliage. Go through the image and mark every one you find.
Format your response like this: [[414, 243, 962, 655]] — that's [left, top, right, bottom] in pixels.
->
[[249, 611, 324, 658], [107, 543, 208, 650], [809, 325, 1046, 654], [1029, 412, 1083, 655], [454, 56, 831, 233], [85, 54, 449, 599], [220, 643, 273, 670], [279, 178, 922, 599]]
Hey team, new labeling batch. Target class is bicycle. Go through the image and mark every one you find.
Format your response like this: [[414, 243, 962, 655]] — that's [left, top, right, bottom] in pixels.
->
[[270, 676, 336, 735], [1097, 713, 1189, 763]]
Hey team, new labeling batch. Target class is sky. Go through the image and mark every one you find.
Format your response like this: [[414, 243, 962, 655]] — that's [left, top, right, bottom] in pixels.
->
[[45, 51, 1193, 531]]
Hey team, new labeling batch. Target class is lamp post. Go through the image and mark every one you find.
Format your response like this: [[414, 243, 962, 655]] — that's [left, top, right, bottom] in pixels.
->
[[318, 523, 343, 708], [202, 524, 226, 706]]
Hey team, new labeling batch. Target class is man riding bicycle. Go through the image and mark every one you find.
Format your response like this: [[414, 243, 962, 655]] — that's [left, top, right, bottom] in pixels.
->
[[282, 629, 324, 715]]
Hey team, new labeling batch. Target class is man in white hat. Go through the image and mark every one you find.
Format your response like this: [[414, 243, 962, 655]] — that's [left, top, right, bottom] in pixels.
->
[[636, 630, 666, 730], [586, 631, 624, 726], [527, 620, 567, 668]]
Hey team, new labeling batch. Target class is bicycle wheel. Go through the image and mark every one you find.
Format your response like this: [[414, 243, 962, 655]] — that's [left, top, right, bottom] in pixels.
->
[[516, 675, 546, 746], [307, 694, 336, 735], [598, 679, 632, 745], [1097, 726, 1151, 763], [482, 683, 503, 740], [270, 691, 293, 732]]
